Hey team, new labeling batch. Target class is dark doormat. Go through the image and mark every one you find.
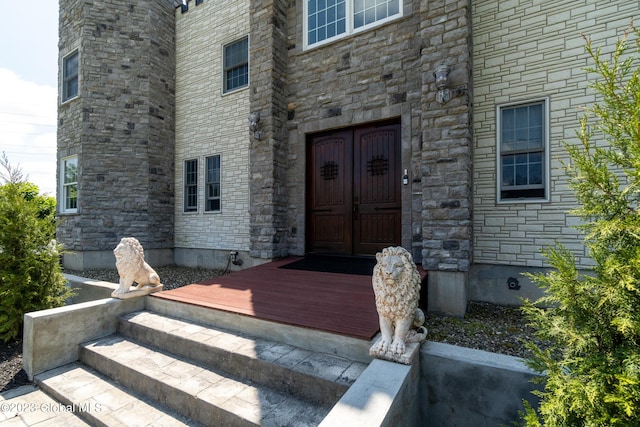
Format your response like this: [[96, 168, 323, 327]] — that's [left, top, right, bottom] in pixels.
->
[[279, 255, 377, 276]]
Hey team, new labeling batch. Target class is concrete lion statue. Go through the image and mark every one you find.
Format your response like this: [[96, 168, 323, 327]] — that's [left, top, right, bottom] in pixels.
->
[[113, 237, 161, 295], [370, 246, 427, 359]]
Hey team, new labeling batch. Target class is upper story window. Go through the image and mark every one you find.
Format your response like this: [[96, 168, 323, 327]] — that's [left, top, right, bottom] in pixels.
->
[[62, 50, 79, 102], [184, 159, 198, 212], [205, 155, 221, 212], [497, 99, 549, 202], [60, 156, 78, 213], [223, 37, 249, 93], [305, 0, 401, 48]]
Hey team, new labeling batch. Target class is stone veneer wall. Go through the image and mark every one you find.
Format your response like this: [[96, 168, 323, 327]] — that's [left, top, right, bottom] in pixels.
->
[[472, 1, 638, 270], [249, 0, 291, 259], [253, 0, 473, 266], [57, 0, 175, 265], [173, 0, 251, 254], [419, 0, 473, 272]]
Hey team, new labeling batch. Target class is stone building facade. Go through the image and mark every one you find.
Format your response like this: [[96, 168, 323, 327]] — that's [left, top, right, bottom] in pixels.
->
[[57, 0, 176, 269], [57, 0, 638, 314]]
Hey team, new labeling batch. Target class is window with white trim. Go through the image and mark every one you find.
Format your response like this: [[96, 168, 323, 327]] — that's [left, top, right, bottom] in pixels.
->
[[184, 159, 198, 212], [223, 37, 249, 93], [305, 0, 401, 48], [205, 155, 221, 212], [61, 156, 78, 213], [62, 50, 79, 102], [497, 99, 549, 202]]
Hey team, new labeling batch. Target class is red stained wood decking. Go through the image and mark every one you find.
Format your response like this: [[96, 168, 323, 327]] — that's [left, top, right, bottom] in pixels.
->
[[151, 258, 381, 340]]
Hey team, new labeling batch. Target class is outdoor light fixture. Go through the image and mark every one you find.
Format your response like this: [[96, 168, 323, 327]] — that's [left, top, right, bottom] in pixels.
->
[[433, 63, 451, 104], [433, 63, 469, 104], [248, 112, 262, 140]]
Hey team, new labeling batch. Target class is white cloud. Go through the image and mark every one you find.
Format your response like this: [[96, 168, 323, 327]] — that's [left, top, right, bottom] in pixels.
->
[[0, 68, 57, 196]]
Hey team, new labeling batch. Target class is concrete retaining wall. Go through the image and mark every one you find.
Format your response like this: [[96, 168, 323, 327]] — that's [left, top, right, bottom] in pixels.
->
[[23, 290, 542, 424], [321, 345, 421, 427], [65, 274, 118, 304], [421, 341, 542, 426], [321, 340, 540, 427], [23, 297, 144, 380]]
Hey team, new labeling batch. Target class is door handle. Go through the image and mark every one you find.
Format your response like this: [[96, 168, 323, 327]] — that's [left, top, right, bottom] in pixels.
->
[[353, 203, 358, 220]]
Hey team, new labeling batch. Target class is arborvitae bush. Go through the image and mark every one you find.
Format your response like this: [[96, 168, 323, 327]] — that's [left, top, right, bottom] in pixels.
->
[[0, 181, 72, 342], [521, 27, 640, 426]]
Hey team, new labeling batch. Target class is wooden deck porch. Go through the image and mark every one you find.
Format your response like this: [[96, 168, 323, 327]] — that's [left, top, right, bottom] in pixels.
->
[[151, 258, 382, 340]]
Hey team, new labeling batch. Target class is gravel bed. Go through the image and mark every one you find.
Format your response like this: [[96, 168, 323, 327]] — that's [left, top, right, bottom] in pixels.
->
[[0, 339, 29, 392], [64, 266, 227, 291], [2, 266, 543, 393], [426, 302, 545, 359]]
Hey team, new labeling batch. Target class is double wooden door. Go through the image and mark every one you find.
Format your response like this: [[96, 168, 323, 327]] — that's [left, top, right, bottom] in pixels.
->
[[306, 123, 401, 255]]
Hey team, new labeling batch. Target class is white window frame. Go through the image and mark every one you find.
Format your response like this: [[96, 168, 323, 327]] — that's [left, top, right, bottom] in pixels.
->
[[184, 159, 199, 212], [496, 97, 550, 203], [205, 155, 221, 212], [62, 50, 79, 103], [303, 0, 403, 50], [222, 36, 249, 94], [60, 155, 78, 214]]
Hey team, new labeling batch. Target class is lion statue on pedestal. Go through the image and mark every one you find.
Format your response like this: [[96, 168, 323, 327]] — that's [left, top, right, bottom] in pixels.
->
[[370, 246, 427, 358], [113, 237, 161, 295]]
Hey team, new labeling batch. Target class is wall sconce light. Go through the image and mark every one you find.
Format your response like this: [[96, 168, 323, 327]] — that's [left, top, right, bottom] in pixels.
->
[[433, 64, 469, 104], [433, 64, 451, 104], [248, 112, 262, 140]]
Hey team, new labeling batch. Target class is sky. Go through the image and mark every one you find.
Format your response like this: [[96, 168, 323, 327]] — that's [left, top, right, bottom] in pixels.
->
[[0, 0, 59, 196]]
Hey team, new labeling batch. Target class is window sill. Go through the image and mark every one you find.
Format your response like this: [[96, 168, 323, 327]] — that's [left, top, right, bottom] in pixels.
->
[[60, 95, 79, 106], [496, 197, 550, 205], [221, 85, 249, 98]]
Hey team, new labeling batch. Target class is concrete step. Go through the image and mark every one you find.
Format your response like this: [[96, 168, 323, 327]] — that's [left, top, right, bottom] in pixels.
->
[[117, 310, 367, 406], [34, 362, 199, 427], [145, 296, 373, 364], [79, 334, 333, 426]]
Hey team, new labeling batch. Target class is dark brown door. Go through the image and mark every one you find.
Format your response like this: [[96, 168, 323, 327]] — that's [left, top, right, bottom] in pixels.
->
[[306, 130, 353, 253], [307, 123, 401, 255], [353, 124, 401, 254]]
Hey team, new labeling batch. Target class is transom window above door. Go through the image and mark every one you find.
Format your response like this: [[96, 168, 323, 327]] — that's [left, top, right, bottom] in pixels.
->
[[304, 0, 402, 48]]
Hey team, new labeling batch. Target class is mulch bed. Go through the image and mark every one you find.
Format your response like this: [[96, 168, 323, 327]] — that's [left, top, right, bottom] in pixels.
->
[[0, 337, 31, 392]]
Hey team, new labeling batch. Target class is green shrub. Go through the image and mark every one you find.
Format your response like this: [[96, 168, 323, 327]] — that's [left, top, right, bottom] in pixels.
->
[[521, 27, 640, 426], [0, 181, 72, 342]]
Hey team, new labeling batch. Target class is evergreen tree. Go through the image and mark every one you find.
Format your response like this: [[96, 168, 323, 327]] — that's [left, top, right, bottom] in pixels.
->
[[521, 26, 640, 426], [0, 160, 72, 342]]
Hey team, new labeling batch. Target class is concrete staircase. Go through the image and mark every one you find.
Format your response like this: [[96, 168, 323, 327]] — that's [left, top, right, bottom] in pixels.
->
[[33, 309, 368, 426]]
